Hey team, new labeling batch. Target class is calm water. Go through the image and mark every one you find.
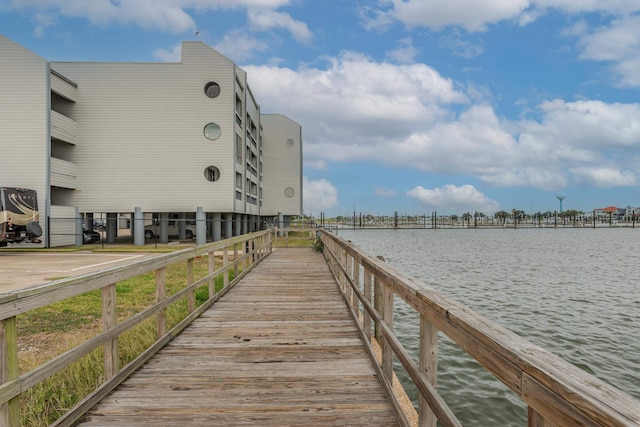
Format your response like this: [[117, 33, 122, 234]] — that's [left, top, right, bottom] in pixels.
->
[[337, 228, 640, 426]]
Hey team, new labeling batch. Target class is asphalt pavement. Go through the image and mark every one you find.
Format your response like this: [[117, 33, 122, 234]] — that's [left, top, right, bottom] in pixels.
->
[[0, 251, 157, 292]]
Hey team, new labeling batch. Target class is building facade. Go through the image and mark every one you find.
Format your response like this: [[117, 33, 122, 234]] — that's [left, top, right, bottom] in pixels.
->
[[0, 35, 302, 246]]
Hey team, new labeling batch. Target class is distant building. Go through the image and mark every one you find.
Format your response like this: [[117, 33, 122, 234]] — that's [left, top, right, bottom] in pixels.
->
[[593, 206, 625, 221], [0, 35, 302, 247], [624, 206, 640, 220]]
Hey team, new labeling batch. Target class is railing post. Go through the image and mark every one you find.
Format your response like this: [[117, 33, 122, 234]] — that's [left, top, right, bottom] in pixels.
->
[[156, 267, 166, 337], [381, 280, 394, 383], [233, 242, 239, 279], [346, 254, 353, 304], [419, 316, 438, 427], [363, 269, 373, 343], [528, 407, 558, 427], [374, 256, 385, 342], [187, 258, 195, 313], [241, 239, 247, 270], [0, 317, 19, 427], [223, 245, 229, 288], [208, 249, 216, 297], [352, 258, 360, 317], [102, 284, 118, 380]]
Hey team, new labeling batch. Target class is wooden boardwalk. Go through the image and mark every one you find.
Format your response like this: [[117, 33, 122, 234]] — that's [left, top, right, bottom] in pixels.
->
[[77, 248, 399, 426]]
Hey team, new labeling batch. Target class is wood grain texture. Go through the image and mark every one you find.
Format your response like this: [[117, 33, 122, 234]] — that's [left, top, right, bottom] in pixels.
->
[[77, 248, 398, 426]]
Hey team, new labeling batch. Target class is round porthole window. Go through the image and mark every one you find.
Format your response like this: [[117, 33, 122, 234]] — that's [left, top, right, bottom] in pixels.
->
[[204, 123, 221, 140], [284, 187, 295, 198], [286, 138, 294, 147], [204, 166, 220, 182], [204, 82, 221, 98]]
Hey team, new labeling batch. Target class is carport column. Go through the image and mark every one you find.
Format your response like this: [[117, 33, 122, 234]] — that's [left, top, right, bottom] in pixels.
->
[[212, 213, 222, 242], [159, 213, 169, 244], [84, 212, 93, 231], [133, 207, 144, 246], [242, 214, 248, 235], [278, 212, 284, 236], [75, 207, 83, 246], [224, 213, 233, 239], [178, 212, 187, 240], [106, 213, 117, 243], [196, 207, 206, 246], [234, 213, 241, 236]]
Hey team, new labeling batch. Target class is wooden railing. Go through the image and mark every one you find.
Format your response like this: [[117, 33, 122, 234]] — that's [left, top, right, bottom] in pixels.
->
[[0, 230, 272, 426], [319, 230, 640, 427], [273, 227, 317, 248]]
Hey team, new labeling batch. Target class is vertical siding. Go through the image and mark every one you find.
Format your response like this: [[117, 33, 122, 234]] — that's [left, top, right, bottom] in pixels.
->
[[0, 35, 49, 239], [52, 42, 238, 213], [49, 205, 77, 247], [260, 114, 303, 216]]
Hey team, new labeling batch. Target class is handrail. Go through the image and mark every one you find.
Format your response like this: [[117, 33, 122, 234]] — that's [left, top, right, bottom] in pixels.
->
[[272, 227, 317, 248], [0, 230, 273, 426], [319, 229, 640, 427]]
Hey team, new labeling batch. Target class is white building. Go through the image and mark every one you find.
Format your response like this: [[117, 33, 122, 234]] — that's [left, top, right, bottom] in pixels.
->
[[0, 35, 302, 247]]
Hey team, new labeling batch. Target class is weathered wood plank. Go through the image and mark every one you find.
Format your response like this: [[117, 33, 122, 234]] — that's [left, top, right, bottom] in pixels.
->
[[77, 248, 398, 426]]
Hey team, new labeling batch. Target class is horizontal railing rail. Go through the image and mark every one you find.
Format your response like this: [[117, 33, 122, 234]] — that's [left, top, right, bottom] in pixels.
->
[[319, 229, 640, 427], [272, 227, 317, 248], [0, 230, 272, 426]]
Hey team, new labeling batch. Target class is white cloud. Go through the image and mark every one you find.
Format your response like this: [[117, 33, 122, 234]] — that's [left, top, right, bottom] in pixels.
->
[[569, 167, 637, 187], [376, 0, 529, 32], [368, 0, 640, 32], [438, 31, 485, 58], [385, 37, 419, 64], [575, 15, 640, 87], [375, 187, 396, 197], [248, 8, 312, 43], [244, 51, 468, 154], [244, 55, 640, 192], [530, 0, 640, 15], [532, 99, 640, 150], [407, 184, 500, 214], [32, 13, 56, 37], [303, 177, 338, 213], [9, 0, 298, 35], [214, 29, 270, 61], [153, 43, 182, 62]]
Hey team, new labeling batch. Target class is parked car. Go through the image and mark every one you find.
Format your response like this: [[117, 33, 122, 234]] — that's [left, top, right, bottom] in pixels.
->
[[92, 219, 106, 231], [82, 229, 100, 244], [144, 220, 195, 240]]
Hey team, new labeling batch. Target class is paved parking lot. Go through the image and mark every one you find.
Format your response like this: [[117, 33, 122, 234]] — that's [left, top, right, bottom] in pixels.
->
[[0, 252, 158, 292]]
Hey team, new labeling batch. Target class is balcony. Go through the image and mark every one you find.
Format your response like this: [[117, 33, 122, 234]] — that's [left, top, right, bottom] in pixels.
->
[[51, 110, 76, 144], [50, 70, 78, 102], [50, 157, 77, 189]]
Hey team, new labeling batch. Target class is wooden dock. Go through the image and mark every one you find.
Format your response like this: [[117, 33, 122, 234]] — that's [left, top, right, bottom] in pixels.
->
[[76, 248, 399, 426]]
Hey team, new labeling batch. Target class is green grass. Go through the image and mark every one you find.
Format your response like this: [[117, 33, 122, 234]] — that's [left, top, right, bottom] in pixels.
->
[[17, 254, 233, 426], [274, 230, 315, 248]]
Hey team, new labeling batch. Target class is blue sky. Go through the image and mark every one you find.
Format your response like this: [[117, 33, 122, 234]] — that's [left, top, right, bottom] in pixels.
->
[[2, 0, 640, 217]]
